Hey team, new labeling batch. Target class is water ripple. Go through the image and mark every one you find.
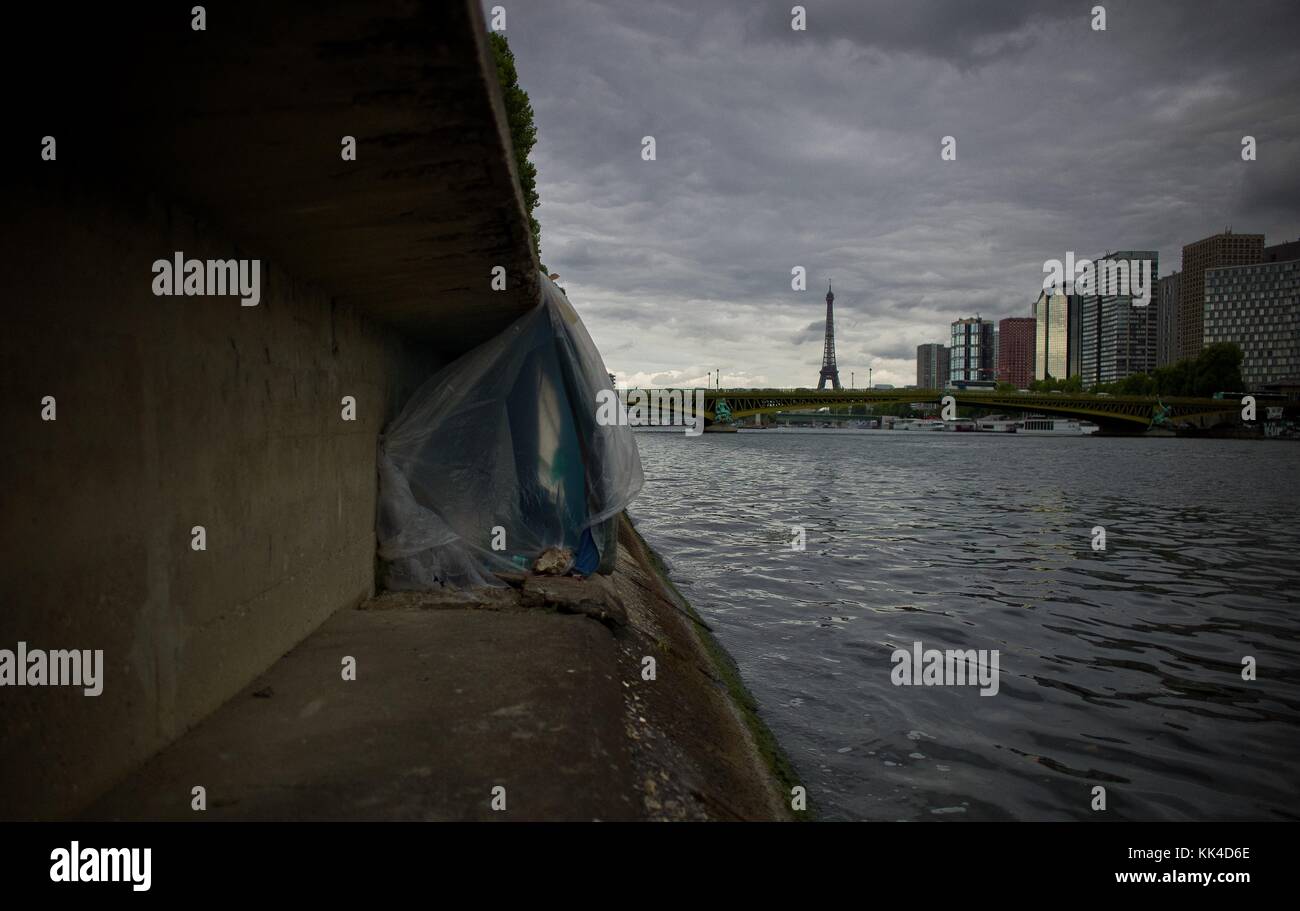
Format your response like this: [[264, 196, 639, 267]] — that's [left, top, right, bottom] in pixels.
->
[[631, 430, 1300, 821]]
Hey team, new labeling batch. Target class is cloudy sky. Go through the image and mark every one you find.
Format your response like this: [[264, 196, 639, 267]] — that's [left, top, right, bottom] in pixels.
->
[[490, 0, 1299, 388]]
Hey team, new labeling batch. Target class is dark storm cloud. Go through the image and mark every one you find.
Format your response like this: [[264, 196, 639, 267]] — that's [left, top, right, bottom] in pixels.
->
[[739, 0, 1081, 65], [791, 320, 826, 346], [489, 0, 1300, 387]]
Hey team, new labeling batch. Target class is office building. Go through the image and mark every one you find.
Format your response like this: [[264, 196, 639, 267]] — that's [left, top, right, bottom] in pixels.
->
[[1032, 290, 1079, 381], [1078, 251, 1158, 387], [916, 343, 950, 389], [1157, 272, 1180, 367], [1263, 239, 1300, 263], [1205, 257, 1300, 388], [996, 317, 1036, 388], [949, 317, 995, 383], [1178, 231, 1264, 360]]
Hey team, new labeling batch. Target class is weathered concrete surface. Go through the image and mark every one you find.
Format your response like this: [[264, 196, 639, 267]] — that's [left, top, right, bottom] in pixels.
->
[[1, 0, 542, 819], [0, 189, 440, 820], [82, 519, 793, 821], [85, 609, 636, 821], [10, 1, 540, 355]]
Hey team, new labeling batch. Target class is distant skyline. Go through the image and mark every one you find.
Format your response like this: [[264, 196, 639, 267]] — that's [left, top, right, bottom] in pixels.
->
[[493, 0, 1300, 388]]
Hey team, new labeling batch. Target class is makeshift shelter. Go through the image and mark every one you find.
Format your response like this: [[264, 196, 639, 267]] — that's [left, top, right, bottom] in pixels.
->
[[377, 275, 643, 589]]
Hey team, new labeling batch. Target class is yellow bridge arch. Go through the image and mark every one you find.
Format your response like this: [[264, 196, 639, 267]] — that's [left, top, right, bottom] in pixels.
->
[[631, 388, 1246, 432]]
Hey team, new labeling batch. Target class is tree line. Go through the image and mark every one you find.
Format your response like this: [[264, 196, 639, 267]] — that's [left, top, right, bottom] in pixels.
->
[[1014, 343, 1245, 398]]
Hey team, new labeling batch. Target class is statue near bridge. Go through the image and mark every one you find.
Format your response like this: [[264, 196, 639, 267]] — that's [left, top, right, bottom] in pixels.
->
[[1151, 398, 1173, 428]]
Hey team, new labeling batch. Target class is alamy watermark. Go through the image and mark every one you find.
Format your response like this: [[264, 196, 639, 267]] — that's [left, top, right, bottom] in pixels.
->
[[1042, 252, 1152, 306], [50, 842, 150, 891], [152, 251, 261, 307], [596, 388, 705, 437], [0, 642, 103, 696], [891, 641, 1000, 696]]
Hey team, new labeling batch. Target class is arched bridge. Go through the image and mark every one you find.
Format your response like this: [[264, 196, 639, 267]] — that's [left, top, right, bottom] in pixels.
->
[[629, 388, 1250, 432]]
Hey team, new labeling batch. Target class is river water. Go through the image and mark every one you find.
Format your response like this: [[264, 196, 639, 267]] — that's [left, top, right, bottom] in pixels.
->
[[629, 428, 1300, 821]]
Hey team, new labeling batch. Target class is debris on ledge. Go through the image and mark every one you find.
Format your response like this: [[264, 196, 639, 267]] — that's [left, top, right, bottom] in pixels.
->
[[522, 574, 628, 628]]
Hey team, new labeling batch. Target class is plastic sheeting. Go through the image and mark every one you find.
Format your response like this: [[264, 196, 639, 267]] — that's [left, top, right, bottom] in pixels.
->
[[377, 274, 644, 590]]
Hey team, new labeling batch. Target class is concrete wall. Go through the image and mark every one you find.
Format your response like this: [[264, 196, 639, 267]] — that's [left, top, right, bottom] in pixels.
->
[[0, 183, 442, 819], [1, 0, 541, 820]]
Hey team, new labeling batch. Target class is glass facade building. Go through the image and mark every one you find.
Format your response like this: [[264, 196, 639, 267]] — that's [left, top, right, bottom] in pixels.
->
[[1078, 250, 1158, 388], [1204, 258, 1300, 388], [1157, 272, 1180, 368], [1032, 290, 1079, 381]]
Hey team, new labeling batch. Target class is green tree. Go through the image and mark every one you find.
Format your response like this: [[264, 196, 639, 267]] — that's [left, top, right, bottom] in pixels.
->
[[1188, 342, 1245, 396], [1029, 374, 1080, 393], [489, 33, 543, 266], [1094, 343, 1244, 397]]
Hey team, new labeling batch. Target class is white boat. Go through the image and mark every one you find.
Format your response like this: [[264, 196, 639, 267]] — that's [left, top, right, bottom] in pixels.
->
[[1018, 417, 1099, 436], [977, 418, 1018, 433]]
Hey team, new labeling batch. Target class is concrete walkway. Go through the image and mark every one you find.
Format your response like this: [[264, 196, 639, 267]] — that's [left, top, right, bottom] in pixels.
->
[[86, 607, 637, 821]]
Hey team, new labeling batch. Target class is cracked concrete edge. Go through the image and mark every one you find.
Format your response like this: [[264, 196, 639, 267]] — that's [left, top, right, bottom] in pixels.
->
[[615, 513, 808, 821]]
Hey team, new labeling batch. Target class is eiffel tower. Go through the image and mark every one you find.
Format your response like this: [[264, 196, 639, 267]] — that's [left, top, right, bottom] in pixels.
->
[[817, 282, 842, 389]]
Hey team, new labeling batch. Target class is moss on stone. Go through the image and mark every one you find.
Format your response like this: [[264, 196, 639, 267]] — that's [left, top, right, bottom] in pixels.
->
[[622, 515, 814, 820]]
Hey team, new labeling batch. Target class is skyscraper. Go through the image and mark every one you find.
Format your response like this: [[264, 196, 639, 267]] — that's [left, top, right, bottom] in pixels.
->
[[1078, 250, 1158, 388], [916, 343, 950, 388], [1156, 272, 1180, 367], [1178, 231, 1264, 361], [1032, 289, 1079, 381], [949, 317, 994, 383], [996, 317, 1036, 388]]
